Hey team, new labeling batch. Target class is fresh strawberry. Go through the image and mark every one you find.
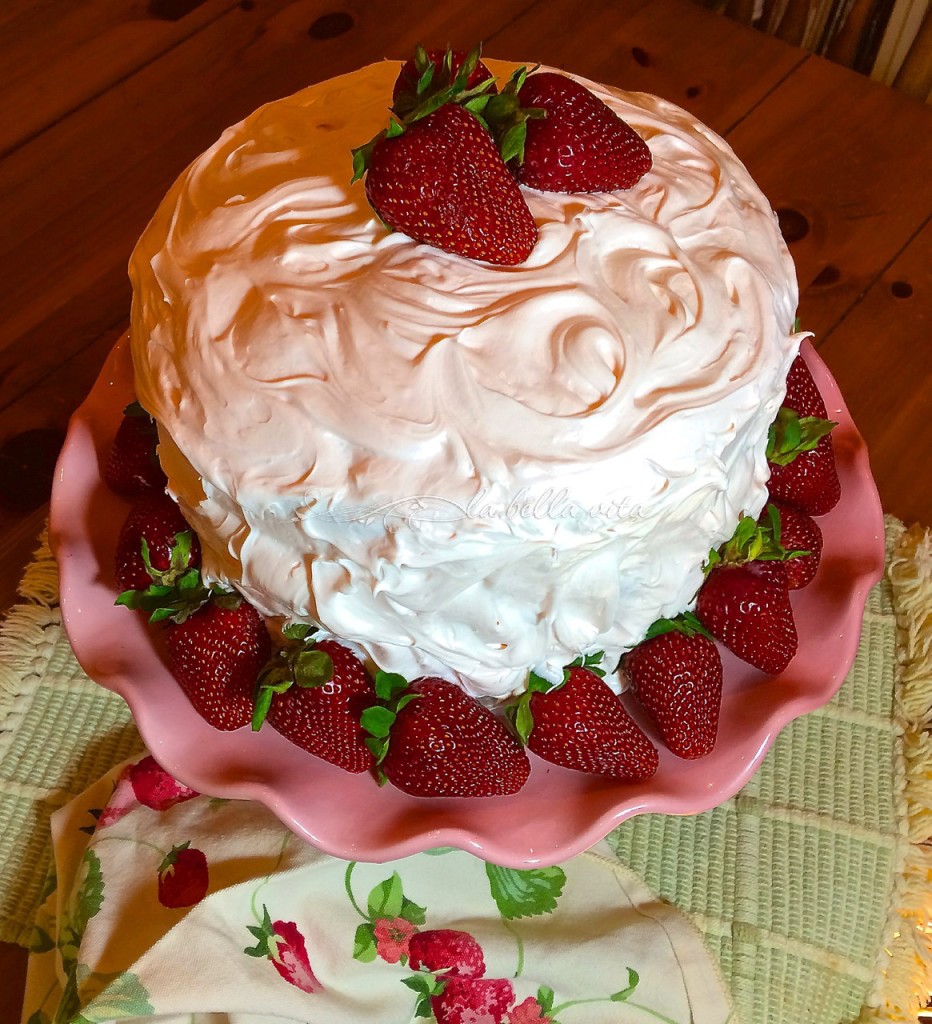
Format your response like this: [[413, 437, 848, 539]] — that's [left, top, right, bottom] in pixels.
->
[[104, 401, 167, 497], [254, 630, 376, 774], [115, 493, 199, 592], [129, 755, 199, 810], [157, 842, 208, 908], [408, 929, 486, 979], [165, 599, 271, 730], [512, 665, 659, 780], [696, 559, 797, 674], [783, 354, 828, 419], [513, 71, 651, 192], [366, 675, 531, 798], [358, 102, 537, 265], [624, 616, 723, 759], [766, 406, 840, 516], [758, 501, 822, 589], [432, 977, 514, 1024], [392, 45, 495, 116], [768, 435, 841, 516]]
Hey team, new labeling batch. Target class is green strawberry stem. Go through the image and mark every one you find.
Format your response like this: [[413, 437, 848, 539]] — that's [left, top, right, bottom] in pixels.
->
[[509, 652, 606, 744], [115, 532, 237, 624], [703, 511, 809, 575], [766, 406, 836, 467], [351, 44, 545, 182], [359, 671, 420, 776], [643, 610, 713, 642], [250, 628, 334, 731]]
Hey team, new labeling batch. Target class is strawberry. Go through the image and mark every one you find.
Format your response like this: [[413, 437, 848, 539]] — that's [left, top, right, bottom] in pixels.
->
[[758, 501, 822, 589], [513, 71, 651, 192], [129, 755, 199, 810], [432, 978, 514, 1024], [253, 630, 376, 774], [696, 559, 797, 674], [766, 406, 840, 516], [768, 435, 841, 516], [114, 492, 199, 592], [357, 102, 537, 265], [157, 842, 208, 908], [366, 675, 531, 798], [165, 599, 271, 730], [245, 906, 322, 993], [408, 929, 486, 979], [624, 615, 723, 759], [783, 354, 828, 419], [104, 401, 167, 497], [392, 44, 495, 116], [512, 665, 659, 780]]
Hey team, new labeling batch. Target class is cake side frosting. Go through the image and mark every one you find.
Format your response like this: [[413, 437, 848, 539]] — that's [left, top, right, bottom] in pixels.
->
[[129, 60, 803, 700]]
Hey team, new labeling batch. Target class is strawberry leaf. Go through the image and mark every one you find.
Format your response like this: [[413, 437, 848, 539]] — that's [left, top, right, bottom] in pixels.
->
[[537, 987, 555, 1014], [361, 705, 396, 739], [375, 671, 409, 701], [511, 694, 534, 744], [293, 649, 333, 688], [766, 407, 836, 466]]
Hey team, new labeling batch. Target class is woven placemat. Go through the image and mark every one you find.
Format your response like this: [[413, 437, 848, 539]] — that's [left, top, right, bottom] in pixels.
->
[[1, 517, 930, 1024]]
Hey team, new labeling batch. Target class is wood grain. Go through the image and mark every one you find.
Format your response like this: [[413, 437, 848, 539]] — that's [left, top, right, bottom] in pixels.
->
[[0, 0, 240, 156], [726, 53, 932, 341], [490, 0, 806, 134], [818, 218, 932, 525], [0, 0, 538, 417]]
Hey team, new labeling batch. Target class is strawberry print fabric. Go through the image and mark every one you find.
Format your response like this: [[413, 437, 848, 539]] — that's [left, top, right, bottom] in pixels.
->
[[21, 755, 735, 1024]]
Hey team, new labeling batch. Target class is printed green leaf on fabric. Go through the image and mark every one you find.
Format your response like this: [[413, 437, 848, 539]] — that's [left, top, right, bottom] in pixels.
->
[[29, 926, 56, 954], [610, 967, 640, 1001], [367, 872, 405, 919], [73, 971, 154, 1022], [73, 850, 105, 937], [26, 1011, 52, 1024], [353, 921, 378, 963], [484, 863, 567, 919]]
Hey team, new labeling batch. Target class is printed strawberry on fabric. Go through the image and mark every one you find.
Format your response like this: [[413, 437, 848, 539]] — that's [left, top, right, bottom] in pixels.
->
[[21, 755, 735, 1024]]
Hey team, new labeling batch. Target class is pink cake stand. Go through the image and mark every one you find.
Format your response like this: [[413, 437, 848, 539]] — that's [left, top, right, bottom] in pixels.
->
[[50, 336, 885, 867]]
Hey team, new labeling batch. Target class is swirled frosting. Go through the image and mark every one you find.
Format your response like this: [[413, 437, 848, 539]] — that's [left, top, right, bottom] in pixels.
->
[[129, 60, 802, 700]]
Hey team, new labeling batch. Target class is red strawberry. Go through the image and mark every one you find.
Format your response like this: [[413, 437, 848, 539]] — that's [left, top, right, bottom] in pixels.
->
[[362, 103, 537, 265], [783, 355, 828, 419], [392, 46, 495, 115], [768, 435, 841, 516], [432, 977, 514, 1024], [514, 667, 659, 780], [696, 560, 797, 674], [165, 600, 271, 730], [104, 402, 167, 498], [408, 929, 486, 979], [625, 627, 723, 759], [260, 636, 376, 774], [115, 492, 199, 592], [373, 676, 531, 798], [245, 906, 322, 992], [129, 755, 199, 810], [157, 843, 208, 908], [759, 501, 823, 589], [514, 72, 651, 192]]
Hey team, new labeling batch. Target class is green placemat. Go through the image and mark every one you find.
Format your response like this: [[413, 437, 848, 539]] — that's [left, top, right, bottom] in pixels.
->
[[1, 518, 930, 1024]]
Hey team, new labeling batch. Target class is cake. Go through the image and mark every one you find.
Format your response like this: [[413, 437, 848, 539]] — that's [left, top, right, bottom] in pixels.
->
[[127, 58, 802, 704]]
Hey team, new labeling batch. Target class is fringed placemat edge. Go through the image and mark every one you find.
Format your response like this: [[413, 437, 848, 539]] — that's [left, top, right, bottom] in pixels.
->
[[858, 516, 932, 1023]]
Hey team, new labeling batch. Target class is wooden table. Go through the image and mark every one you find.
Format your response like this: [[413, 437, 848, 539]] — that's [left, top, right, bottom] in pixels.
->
[[1, 0, 930, 1017]]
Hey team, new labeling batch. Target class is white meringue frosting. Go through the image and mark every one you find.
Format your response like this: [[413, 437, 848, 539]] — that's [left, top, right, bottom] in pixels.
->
[[129, 60, 802, 700]]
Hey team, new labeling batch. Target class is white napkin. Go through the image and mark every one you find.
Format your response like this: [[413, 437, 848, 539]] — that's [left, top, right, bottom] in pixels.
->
[[21, 754, 736, 1024]]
